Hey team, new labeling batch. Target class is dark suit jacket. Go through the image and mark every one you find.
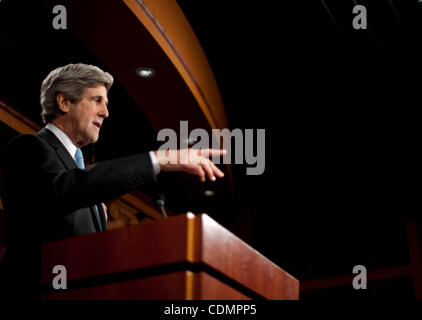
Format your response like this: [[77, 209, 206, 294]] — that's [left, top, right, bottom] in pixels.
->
[[0, 128, 156, 298]]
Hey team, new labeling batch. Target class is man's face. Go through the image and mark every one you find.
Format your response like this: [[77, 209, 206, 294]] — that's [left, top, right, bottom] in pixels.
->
[[67, 85, 109, 147]]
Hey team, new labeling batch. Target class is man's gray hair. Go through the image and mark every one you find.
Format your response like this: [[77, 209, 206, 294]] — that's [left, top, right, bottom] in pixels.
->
[[40, 63, 114, 123]]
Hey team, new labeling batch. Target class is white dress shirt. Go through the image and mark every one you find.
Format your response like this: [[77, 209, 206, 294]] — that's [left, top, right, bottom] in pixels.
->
[[45, 123, 77, 159]]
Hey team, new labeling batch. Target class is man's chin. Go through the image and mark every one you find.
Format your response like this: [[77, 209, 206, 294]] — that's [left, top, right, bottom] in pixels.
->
[[82, 134, 99, 146], [91, 136, 99, 144]]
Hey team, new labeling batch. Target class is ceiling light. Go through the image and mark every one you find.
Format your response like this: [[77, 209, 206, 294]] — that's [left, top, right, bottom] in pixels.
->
[[136, 67, 156, 78]]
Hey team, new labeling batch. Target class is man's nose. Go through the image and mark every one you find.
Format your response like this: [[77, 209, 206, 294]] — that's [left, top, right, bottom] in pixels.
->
[[99, 103, 109, 118]]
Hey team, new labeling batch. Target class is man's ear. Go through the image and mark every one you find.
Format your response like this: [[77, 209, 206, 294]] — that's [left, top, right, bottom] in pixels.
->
[[56, 93, 70, 113]]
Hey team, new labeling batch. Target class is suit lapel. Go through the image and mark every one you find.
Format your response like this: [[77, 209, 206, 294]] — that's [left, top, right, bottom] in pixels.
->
[[37, 128, 104, 232], [37, 128, 77, 170]]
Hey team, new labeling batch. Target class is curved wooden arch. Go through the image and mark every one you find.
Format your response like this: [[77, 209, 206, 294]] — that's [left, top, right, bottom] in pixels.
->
[[123, 0, 228, 130]]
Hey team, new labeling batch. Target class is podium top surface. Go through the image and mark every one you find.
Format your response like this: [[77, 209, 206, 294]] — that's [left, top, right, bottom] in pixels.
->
[[42, 213, 298, 299]]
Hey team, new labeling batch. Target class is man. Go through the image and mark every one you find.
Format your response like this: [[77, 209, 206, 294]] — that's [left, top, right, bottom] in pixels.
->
[[0, 63, 225, 299]]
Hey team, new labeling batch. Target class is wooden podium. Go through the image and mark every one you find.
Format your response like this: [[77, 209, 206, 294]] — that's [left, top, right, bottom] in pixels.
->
[[42, 213, 299, 300]]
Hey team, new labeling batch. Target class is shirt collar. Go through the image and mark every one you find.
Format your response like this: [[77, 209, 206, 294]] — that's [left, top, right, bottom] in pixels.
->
[[45, 123, 78, 159]]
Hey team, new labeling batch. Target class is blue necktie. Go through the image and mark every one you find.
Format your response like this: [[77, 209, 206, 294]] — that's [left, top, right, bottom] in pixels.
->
[[74, 148, 103, 231], [74, 148, 85, 170]]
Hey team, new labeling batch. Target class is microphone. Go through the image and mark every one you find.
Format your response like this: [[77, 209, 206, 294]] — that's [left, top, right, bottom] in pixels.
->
[[156, 193, 168, 218], [148, 179, 168, 218]]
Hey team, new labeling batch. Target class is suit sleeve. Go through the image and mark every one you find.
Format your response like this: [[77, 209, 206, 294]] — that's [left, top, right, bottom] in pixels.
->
[[2, 134, 157, 215]]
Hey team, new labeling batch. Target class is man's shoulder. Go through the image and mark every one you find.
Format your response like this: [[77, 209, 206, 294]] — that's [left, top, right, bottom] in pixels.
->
[[6, 132, 43, 149], [3, 130, 53, 157]]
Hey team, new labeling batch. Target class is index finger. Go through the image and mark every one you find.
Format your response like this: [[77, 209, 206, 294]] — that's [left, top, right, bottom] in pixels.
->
[[200, 148, 227, 158]]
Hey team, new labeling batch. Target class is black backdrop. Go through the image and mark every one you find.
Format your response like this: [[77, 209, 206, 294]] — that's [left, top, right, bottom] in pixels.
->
[[0, 0, 420, 298], [177, 0, 420, 297]]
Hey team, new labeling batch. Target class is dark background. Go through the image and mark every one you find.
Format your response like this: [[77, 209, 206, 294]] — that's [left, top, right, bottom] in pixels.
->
[[176, 0, 420, 297], [0, 0, 420, 298]]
